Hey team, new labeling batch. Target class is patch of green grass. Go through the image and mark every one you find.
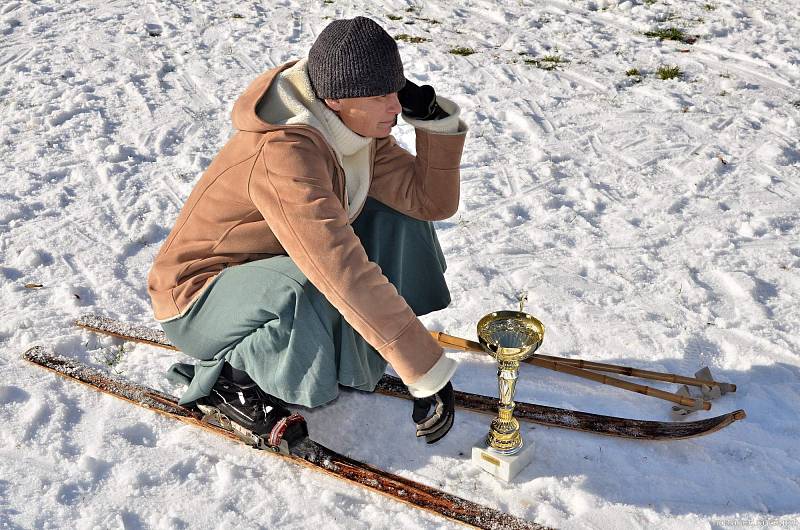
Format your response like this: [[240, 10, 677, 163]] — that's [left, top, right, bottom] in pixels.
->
[[644, 27, 696, 44], [644, 0, 657, 5], [540, 55, 567, 70], [418, 17, 440, 24], [449, 46, 476, 56], [523, 54, 569, 71], [656, 65, 682, 80], [625, 67, 641, 76], [231, 13, 244, 19], [394, 34, 429, 43], [323, 0, 334, 4], [703, 3, 716, 10], [644, 27, 684, 41], [94, 344, 126, 373], [387, 14, 402, 21]]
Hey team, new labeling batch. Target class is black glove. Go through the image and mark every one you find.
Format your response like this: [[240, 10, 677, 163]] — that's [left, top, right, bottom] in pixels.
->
[[412, 382, 454, 444], [397, 79, 450, 121]]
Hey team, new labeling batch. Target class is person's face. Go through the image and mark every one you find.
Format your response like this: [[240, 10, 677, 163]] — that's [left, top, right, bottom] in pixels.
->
[[324, 93, 402, 138]]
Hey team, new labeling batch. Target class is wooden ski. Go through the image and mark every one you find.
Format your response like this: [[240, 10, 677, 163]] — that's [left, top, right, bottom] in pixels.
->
[[24, 346, 544, 530]]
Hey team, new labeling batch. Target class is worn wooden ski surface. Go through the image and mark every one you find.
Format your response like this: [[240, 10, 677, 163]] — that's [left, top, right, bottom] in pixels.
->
[[24, 346, 544, 530], [75, 314, 746, 441]]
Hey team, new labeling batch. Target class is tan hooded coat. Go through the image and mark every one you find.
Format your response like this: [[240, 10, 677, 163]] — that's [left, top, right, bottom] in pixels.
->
[[147, 61, 467, 384]]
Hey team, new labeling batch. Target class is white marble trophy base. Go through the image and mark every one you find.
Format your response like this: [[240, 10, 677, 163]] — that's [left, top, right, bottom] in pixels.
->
[[471, 438, 535, 482]]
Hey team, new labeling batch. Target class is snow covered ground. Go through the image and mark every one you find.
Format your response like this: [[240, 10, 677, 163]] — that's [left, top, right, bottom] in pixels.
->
[[1, 0, 798, 528]]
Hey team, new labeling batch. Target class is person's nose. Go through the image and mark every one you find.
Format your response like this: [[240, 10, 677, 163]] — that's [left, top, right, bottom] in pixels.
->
[[386, 92, 402, 115]]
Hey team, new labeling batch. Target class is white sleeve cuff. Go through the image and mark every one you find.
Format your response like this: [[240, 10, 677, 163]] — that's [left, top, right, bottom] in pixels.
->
[[401, 96, 467, 134], [407, 351, 459, 398]]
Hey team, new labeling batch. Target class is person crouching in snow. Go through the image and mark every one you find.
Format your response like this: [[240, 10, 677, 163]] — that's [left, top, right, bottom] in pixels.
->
[[147, 16, 467, 447]]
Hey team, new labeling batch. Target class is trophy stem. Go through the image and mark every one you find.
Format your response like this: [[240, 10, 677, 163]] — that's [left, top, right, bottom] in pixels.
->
[[486, 360, 523, 455]]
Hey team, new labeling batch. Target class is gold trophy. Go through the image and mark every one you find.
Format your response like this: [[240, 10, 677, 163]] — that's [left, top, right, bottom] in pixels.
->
[[472, 309, 544, 480]]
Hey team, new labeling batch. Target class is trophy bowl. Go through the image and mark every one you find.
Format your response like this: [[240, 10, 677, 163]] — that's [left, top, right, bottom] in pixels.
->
[[477, 310, 544, 363]]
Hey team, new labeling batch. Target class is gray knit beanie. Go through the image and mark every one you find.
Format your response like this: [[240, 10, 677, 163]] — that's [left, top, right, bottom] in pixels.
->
[[307, 16, 405, 99]]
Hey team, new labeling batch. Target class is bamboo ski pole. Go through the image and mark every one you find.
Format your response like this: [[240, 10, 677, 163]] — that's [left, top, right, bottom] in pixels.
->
[[429, 331, 731, 388], [429, 331, 712, 411], [430, 331, 484, 352], [532, 353, 736, 391], [529, 357, 711, 410]]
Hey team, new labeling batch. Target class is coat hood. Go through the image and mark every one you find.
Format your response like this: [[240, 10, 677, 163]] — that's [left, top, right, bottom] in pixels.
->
[[230, 61, 297, 133]]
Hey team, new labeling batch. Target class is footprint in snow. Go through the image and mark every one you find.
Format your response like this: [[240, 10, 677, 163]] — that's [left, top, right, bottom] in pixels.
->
[[0, 386, 30, 405], [116, 422, 157, 447]]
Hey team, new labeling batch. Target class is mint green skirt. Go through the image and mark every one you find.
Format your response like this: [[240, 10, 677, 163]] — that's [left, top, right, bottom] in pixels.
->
[[161, 198, 450, 407]]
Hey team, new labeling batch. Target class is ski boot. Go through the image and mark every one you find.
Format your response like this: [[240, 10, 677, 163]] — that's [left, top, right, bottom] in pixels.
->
[[195, 377, 307, 454]]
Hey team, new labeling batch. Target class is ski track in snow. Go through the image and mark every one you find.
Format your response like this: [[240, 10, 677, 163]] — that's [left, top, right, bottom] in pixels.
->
[[1, 0, 799, 528]]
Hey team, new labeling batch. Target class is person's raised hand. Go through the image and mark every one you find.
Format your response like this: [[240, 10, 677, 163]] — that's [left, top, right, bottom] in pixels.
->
[[397, 79, 450, 120]]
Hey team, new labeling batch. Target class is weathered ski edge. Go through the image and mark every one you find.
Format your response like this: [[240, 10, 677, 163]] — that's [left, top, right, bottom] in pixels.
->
[[78, 313, 177, 351], [75, 314, 746, 440], [23, 347, 546, 530]]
